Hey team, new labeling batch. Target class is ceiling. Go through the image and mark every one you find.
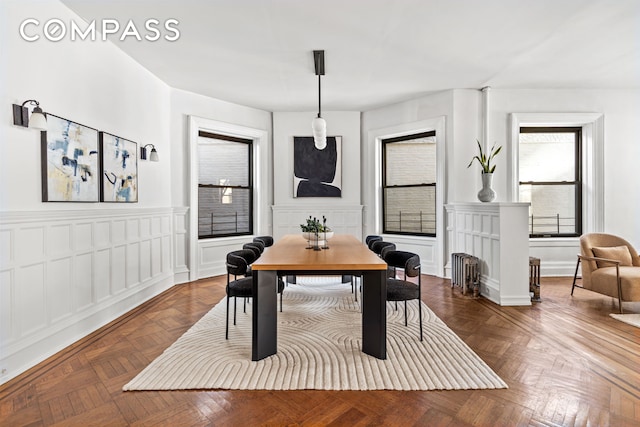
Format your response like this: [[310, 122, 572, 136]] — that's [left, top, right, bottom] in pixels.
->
[[61, 0, 640, 112]]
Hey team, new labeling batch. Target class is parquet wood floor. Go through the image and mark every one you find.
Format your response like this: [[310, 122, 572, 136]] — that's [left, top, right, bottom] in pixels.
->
[[1, 275, 639, 426]]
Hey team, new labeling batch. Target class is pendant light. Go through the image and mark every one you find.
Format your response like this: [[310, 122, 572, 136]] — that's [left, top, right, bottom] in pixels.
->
[[311, 50, 327, 150]]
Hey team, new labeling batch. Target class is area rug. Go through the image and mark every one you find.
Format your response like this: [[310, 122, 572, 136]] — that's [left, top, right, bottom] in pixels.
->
[[123, 277, 507, 391], [610, 313, 640, 328]]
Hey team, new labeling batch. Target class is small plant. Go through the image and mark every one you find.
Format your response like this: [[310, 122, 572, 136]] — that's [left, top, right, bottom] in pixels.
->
[[300, 216, 331, 233], [467, 140, 502, 173]]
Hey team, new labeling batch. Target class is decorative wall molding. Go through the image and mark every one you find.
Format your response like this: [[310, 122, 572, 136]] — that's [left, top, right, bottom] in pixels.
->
[[172, 207, 190, 284], [0, 208, 174, 385]]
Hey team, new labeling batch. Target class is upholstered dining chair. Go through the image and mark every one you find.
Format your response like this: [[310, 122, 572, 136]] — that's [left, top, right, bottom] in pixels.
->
[[225, 249, 284, 339], [253, 235, 274, 248], [572, 233, 640, 313], [243, 242, 263, 260], [383, 250, 423, 341], [366, 235, 383, 250], [370, 240, 398, 277]]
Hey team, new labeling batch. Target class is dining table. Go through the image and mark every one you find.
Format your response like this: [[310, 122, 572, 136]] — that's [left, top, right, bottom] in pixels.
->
[[250, 234, 388, 361]]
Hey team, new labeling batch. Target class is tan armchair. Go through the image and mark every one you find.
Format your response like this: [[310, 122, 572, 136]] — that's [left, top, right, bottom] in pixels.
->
[[572, 233, 640, 313]]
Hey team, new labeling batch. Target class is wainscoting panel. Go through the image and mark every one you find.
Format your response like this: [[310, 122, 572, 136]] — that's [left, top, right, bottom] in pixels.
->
[[48, 256, 73, 322], [0, 208, 175, 385], [74, 252, 94, 311], [173, 207, 189, 283], [446, 202, 531, 306]]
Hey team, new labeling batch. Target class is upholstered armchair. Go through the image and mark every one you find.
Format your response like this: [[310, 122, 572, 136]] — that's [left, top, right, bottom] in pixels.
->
[[572, 233, 640, 313]]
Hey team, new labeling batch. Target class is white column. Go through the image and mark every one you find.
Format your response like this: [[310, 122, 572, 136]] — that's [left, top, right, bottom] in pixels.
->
[[481, 86, 491, 150]]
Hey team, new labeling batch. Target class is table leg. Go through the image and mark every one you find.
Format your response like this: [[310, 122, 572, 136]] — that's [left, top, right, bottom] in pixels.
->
[[361, 270, 387, 359], [252, 270, 278, 361]]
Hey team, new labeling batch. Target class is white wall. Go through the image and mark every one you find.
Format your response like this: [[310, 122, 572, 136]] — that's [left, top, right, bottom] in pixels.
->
[[272, 111, 363, 239], [0, 0, 173, 384]]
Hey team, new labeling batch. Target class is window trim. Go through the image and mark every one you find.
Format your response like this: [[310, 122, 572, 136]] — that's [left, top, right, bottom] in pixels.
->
[[197, 131, 253, 239], [381, 131, 437, 237], [518, 126, 582, 238], [188, 115, 268, 282], [509, 113, 604, 236]]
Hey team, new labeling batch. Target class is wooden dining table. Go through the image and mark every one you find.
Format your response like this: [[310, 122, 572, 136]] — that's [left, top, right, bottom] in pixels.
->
[[251, 234, 388, 361]]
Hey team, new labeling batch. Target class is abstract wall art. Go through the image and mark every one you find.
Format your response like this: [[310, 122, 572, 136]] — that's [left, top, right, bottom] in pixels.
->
[[293, 136, 342, 197], [41, 115, 99, 202], [99, 132, 138, 202]]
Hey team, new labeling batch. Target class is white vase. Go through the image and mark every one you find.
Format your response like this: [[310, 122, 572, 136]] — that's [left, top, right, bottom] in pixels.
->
[[477, 173, 496, 202]]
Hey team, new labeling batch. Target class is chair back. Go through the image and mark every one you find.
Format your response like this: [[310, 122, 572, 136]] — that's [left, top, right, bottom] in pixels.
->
[[379, 243, 397, 260], [365, 235, 382, 245], [249, 240, 265, 253], [366, 235, 383, 250], [243, 243, 262, 258], [580, 233, 640, 289], [254, 236, 274, 247], [384, 250, 420, 277], [226, 249, 255, 276], [372, 241, 395, 257]]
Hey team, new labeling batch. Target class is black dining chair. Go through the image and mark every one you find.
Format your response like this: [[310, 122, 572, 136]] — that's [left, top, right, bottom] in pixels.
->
[[243, 242, 263, 259], [225, 249, 284, 339], [253, 236, 274, 248], [383, 250, 423, 341], [365, 235, 383, 250]]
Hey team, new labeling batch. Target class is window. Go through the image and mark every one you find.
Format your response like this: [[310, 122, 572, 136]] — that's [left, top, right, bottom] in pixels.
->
[[382, 131, 436, 236], [197, 131, 253, 238], [519, 127, 582, 237]]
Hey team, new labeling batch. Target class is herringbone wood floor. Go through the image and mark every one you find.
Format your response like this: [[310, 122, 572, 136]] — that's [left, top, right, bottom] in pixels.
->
[[1, 275, 639, 426]]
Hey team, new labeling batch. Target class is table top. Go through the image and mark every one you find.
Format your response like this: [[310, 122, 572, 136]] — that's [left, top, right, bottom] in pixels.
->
[[252, 234, 387, 271]]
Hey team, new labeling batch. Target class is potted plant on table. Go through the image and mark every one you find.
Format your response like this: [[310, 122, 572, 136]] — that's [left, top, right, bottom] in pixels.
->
[[467, 140, 502, 202], [300, 216, 333, 250]]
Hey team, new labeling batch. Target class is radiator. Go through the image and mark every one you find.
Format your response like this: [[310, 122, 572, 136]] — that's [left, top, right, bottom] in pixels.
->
[[451, 253, 480, 297]]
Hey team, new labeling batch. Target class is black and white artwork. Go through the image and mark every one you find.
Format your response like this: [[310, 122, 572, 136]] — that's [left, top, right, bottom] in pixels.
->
[[293, 136, 342, 197]]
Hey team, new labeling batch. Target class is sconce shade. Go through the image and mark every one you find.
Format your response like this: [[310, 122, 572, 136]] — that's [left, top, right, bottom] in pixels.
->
[[28, 106, 48, 130], [141, 144, 159, 161], [12, 99, 47, 130]]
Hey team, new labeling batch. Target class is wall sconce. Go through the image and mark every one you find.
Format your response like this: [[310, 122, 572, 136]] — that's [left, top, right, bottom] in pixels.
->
[[140, 144, 159, 161], [311, 50, 327, 150], [13, 99, 48, 130]]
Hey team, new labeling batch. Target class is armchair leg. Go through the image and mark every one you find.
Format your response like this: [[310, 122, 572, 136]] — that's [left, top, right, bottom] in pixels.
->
[[617, 273, 624, 314], [571, 257, 581, 296], [233, 297, 237, 325]]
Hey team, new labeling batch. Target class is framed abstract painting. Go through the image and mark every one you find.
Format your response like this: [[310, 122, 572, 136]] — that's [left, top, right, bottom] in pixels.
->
[[293, 136, 342, 197], [99, 132, 138, 202], [41, 114, 100, 202]]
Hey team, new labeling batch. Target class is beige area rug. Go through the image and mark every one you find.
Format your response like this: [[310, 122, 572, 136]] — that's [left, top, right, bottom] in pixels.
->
[[123, 277, 507, 391], [610, 313, 640, 328]]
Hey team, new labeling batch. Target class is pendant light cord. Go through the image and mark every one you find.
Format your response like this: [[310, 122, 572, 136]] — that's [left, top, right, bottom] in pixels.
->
[[317, 74, 322, 118]]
